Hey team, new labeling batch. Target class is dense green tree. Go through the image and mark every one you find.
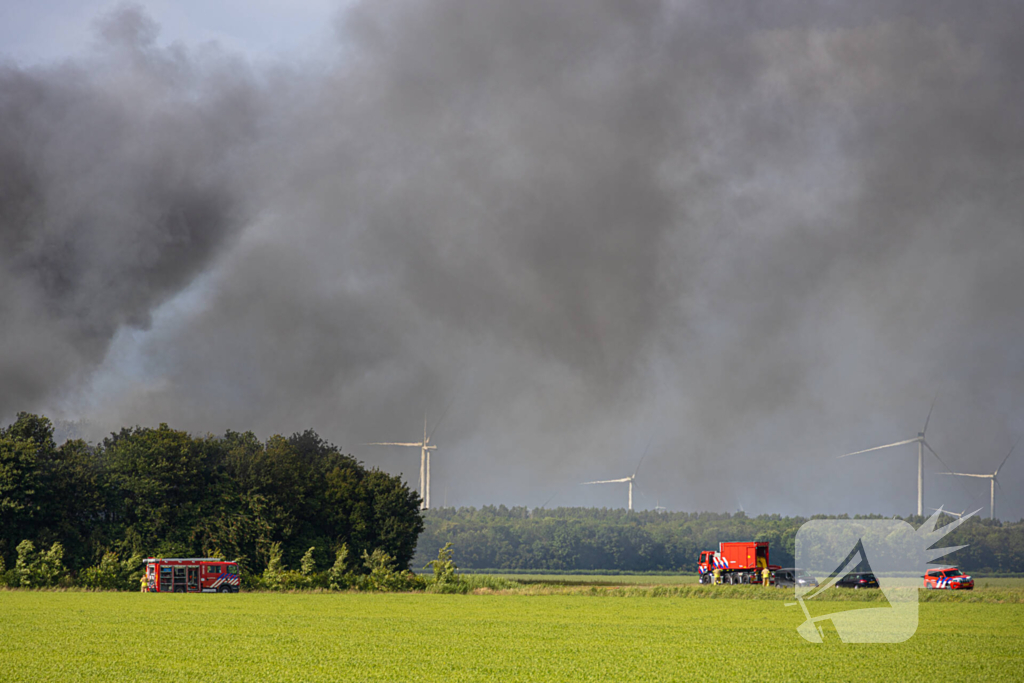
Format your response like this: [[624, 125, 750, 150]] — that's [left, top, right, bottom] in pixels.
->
[[0, 414, 52, 560], [0, 414, 424, 577], [103, 424, 211, 554]]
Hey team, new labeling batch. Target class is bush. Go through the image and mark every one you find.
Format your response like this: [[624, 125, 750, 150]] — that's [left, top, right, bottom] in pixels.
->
[[300, 547, 317, 577], [258, 543, 331, 590], [328, 544, 358, 590], [79, 552, 144, 590], [362, 549, 421, 592], [241, 571, 266, 591], [262, 542, 286, 590], [15, 540, 67, 588], [425, 543, 467, 594]]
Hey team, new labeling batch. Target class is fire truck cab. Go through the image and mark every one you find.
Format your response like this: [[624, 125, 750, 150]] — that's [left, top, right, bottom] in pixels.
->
[[143, 557, 240, 593]]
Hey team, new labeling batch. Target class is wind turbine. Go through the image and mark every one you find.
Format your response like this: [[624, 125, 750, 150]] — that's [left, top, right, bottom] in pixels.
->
[[364, 398, 454, 510], [580, 441, 650, 511], [937, 436, 1020, 520], [837, 395, 957, 516]]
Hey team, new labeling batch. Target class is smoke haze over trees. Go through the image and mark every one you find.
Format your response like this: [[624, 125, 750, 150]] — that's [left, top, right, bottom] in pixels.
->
[[1, 1, 1023, 518]]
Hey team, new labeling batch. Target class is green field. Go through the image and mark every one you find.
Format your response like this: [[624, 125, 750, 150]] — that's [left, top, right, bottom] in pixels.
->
[[472, 573, 1024, 588], [2, 591, 1022, 682], [475, 573, 699, 585]]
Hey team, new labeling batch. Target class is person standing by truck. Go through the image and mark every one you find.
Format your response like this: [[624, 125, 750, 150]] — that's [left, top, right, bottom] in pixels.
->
[[762, 566, 771, 587], [713, 567, 722, 585]]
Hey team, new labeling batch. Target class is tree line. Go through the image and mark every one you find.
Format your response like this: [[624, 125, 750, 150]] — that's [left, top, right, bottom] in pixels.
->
[[0, 412, 423, 585], [416, 505, 1024, 574], [6, 410, 1022, 586]]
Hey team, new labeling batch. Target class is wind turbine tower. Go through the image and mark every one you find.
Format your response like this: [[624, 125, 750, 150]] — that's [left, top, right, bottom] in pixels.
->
[[364, 400, 453, 510]]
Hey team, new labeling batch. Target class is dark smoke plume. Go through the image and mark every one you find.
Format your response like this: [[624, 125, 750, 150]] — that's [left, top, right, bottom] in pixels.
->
[[3, 1, 1024, 518]]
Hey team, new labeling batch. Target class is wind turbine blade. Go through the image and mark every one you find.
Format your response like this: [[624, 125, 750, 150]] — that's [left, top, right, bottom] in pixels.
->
[[580, 478, 632, 485], [922, 440, 957, 476], [937, 472, 992, 479], [837, 437, 918, 458], [922, 390, 939, 435], [427, 395, 457, 444], [926, 441, 979, 500], [633, 482, 649, 500], [996, 436, 1021, 476], [541, 491, 558, 508], [633, 438, 652, 478], [363, 442, 423, 447]]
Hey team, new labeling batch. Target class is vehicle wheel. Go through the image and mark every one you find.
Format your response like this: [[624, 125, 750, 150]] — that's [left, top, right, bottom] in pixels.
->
[[217, 585, 226, 593]]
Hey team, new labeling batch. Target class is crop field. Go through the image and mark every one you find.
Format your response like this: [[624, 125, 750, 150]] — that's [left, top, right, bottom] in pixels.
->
[[472, 573, 1024, 588], [474, 573, 699, 585], [2, 590, 1023, 682], [473, 573, 1024, 589]]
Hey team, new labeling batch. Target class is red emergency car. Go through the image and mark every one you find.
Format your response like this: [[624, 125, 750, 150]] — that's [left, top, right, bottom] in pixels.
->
[[924, 567, 974, 590], [143, 557, 240, 593]]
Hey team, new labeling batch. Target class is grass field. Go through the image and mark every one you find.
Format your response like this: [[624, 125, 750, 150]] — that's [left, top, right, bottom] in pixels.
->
[[2, 590, 1022, 682], [476, 573, 699, 585], [472, 573, 1024, 588]]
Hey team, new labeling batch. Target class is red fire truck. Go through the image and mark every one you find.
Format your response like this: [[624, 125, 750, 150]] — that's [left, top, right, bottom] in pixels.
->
[[698, 541, 780, 585], [143, 557, 240, 593]]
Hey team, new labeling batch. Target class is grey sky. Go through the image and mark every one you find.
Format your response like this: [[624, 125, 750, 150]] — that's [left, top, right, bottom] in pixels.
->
[[2, 1, 1023, 520]]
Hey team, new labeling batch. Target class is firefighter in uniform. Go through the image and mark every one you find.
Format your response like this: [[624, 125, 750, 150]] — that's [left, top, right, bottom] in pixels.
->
[[762, 567, 771, 588], [140, 573, 148, 592], [712, 567, 722, 585]]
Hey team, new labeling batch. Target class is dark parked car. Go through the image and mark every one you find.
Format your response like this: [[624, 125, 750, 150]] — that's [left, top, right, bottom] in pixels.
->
[[835, 572, 879, 589], [773, 568, 819, 588]]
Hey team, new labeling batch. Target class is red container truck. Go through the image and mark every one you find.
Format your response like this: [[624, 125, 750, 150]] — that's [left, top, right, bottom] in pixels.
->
[[697, 541, 780, 585]]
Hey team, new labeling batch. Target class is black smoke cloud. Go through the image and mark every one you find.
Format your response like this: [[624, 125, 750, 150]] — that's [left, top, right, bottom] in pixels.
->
[[3, 1, 1024, 518], [0, 6, 258, 415]]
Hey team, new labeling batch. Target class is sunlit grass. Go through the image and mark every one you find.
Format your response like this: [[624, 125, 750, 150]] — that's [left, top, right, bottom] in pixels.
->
[[1, 591, 1022, 682]]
